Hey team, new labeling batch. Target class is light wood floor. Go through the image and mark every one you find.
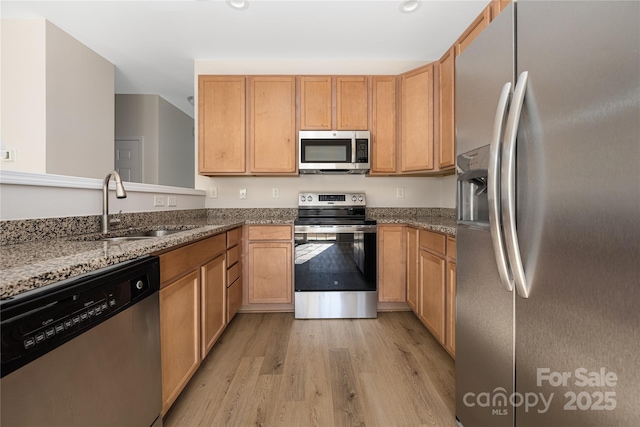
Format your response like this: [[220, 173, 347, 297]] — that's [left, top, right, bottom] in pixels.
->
[[163, 312, 456, 427]]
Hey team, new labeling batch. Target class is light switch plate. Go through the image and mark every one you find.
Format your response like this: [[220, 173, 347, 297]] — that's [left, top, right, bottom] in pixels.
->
[[167, 196, 177, 207]]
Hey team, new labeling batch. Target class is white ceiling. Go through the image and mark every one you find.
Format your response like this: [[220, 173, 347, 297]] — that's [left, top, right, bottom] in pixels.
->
[[2, 0, 490, 118]]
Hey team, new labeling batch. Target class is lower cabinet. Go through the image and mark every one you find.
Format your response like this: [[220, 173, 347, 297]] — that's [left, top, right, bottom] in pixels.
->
[[226, 227, 243, 321], [156, 233, 227, 415], [406, 227, 456, 358], [377, 225, 407, 303], [159, 270, 200, 416], [246, 225, 293, 305]]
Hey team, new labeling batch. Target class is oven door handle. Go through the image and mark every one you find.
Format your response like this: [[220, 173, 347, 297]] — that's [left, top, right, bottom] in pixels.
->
[[294, 225, 377, 234]]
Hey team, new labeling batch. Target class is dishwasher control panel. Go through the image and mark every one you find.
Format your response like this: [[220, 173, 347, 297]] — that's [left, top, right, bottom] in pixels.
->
[[1, 256, 159, 377]]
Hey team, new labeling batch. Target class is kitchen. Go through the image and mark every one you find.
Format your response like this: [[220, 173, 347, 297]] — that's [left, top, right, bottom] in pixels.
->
[[1, 1, 639, 427]]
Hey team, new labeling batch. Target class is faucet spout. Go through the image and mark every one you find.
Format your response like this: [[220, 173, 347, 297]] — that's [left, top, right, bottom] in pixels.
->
[[102, 170, 127, 234]]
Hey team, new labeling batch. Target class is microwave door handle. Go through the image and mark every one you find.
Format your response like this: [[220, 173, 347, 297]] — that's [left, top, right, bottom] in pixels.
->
[[351, 132, 357, 163]]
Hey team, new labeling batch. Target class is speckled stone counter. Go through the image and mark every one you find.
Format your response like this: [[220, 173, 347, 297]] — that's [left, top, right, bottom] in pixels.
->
[[368, 207, 457, 236], [0, 207, 456, 299], [0, 208, 297, 299]]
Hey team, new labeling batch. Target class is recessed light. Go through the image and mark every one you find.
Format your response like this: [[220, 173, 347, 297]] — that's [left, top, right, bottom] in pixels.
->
[[227, 0, 249, 10], [399, 0, 421, 14]]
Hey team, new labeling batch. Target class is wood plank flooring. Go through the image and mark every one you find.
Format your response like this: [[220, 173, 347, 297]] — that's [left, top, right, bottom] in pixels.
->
[[163, 312, 456, 427]]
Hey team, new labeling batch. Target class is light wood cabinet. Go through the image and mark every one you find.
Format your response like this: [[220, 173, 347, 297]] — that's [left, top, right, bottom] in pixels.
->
[[159, 270, 200, 415], [247, 225, 293, 304], [201, 254, 226, 359], [249, 76, 297, 173], [378, 225, 407, 303], [156, 233, 227, 414], [419, 249, 446, 343], [300, 76, 332, 130], [198, 76, 246, 174], [400, 64, 434, 173], [438, 47, 456, 170], [406, 227, 419, 311], [455, 4, 492, 56], [226, 227, 243, 321], [370, 76, 398, 174], [336, 76, 369, 130]]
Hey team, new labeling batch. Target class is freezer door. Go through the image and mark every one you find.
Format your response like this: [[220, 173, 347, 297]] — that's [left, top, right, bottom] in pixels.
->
[[455, 4, 516, 427], [514, 1, 640, 426]]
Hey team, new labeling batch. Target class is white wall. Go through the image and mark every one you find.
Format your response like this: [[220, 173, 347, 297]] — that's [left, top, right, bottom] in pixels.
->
[[45, 21, 114, 179], [0, 171, 205, 220], [158, 97, 195, 189], [0, 19, 114, 179], [115, 94, 160, 184], [0, 20, 47, 173], [193, 59, 457, 209]]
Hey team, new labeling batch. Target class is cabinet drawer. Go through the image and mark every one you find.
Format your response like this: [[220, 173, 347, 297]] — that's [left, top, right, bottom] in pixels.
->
[[447, 236, 456, 260], [247, 225, 292, 241], [227, 227, 242, 248], [227, 262, 241, 286], [419, 229, 446, 255], [159, 233, 226, 286], [227, 244, 241, 267]]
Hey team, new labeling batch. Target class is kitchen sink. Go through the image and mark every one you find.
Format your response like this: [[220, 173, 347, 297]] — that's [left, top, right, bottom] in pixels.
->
[[101, 229, 186, 241]]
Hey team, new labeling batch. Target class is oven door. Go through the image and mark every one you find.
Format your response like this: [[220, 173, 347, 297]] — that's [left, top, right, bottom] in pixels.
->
[[294, 224, 377, 319]]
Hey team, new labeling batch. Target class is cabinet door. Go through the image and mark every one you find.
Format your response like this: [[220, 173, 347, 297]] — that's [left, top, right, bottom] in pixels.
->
[[378, 225, 407, 303], [371, 76, 397, 174], [198, 76, 246, 174], [336, 76, 368, 130], [248, 242, 292, 304], [438, 47, 456, 169], [227, 276, 242, 322], [445, 261, 456, 358], [249, 76, 297, 173], [201, 254, 226, 359], [406, 227, 419, 312], [300, 76, 332, 130], [401, 65, 434, 172], [159, 270, 200, 415], [419, 249, 446, 344]]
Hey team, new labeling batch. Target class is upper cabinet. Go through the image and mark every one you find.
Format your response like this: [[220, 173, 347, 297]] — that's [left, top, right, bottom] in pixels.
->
[[300, 76, 332, 130], [400, 64, 434, 173], [300, 76, 369, 130], [455, 5, 492, 56], [249, 76, 297, 174], [438, 47, 456, 169], [370, 76, 398, 175], [198, 76, 246, 174], [336, 77, 369, 130]]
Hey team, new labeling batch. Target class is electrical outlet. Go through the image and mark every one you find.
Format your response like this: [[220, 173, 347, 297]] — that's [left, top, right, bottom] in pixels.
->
[[208, 187, 218, 199], [239, 188, 247, 199], [154, 195, 165, 207], [167, 196, 177, 207], [272, 188, 279, 198], [396, 187, 405, 198]]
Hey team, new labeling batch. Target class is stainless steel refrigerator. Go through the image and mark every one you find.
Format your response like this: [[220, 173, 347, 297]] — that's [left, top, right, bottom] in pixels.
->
[[455, 1, 640, 426]]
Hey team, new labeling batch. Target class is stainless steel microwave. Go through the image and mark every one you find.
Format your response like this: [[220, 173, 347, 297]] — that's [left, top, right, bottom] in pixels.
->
[[298, 130, 371, 174]]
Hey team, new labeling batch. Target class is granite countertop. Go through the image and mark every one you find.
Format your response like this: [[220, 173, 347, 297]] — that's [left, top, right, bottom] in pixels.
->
[[0, 218, 292, 300], [0, 210, 455, 300], [372, 215, 457, 236]]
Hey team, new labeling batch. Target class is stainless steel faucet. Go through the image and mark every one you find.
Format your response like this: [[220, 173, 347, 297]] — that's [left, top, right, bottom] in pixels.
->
[[102, 170, 127, 234]]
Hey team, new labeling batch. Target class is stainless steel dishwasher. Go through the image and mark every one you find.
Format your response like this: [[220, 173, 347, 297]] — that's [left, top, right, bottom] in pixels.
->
[[1, 256, 162, 427]]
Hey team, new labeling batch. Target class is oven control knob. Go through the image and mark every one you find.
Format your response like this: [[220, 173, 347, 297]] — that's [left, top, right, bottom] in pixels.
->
[[300, 195, 306, 202], [358, 195, 363, 202], [352, 195, 357, 202], [135, 280, 144, 290], [307, 195, 313, 202]]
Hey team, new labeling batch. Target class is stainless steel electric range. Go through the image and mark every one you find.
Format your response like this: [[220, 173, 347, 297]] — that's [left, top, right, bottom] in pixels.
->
[[294, 192, 377, 319]]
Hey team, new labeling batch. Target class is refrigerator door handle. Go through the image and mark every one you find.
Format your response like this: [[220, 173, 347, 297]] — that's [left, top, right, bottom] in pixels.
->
[[502, 71, 531, 298], [488, 82, 514, 292]]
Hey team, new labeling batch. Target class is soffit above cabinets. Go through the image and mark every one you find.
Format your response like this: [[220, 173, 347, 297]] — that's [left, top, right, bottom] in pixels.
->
[[3, 1, 490, 117]]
